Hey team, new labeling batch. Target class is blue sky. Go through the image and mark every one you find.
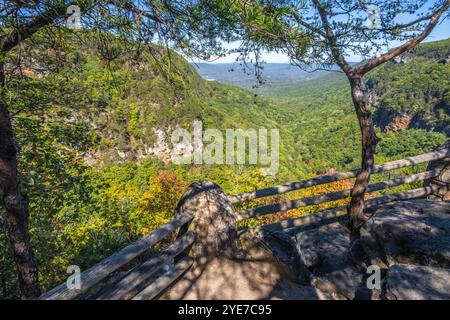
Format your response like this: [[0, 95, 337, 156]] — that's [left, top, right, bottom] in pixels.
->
[[198, 3, 450, 64]]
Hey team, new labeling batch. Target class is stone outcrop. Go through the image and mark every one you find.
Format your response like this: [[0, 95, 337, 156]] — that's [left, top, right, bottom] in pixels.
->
[[175, 181, 239, 260], [293, 222, 368, 300], [385, 264, 450, 300], [247, 220, 373, 300], [360, 200, 450, 268], [372, 103, 450, 135], [384, 114, 412, 132], [171, 175, 450, 300], [248, 200, 450, 300], [393, 53, 413, 64]]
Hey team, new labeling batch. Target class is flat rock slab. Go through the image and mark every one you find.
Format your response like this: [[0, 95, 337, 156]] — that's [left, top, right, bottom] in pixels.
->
[[163, 256, 321, 300], [385, 264, 450, 300], [294, 222, 368, 299], [295, 222, 354, 274], [361, 200, 450, 268]]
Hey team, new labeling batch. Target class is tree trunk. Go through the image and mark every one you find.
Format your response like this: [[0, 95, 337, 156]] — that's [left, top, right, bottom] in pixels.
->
[[0, 61, 40, 299], [348, 75, 380, 231]]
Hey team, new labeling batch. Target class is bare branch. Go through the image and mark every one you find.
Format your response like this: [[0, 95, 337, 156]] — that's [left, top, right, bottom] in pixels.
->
[[108, 0, 164, 24], [0, 3, 66, 52], [353, 0, 450, 75], [379, 5, 445, 31], [312, 0, 352, 74], [290, 11, 326, 38]]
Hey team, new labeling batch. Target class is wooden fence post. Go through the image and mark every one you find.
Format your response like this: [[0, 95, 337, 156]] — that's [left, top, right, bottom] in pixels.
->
[[425, 143, 450, 201], [175, 181, 239, 261]]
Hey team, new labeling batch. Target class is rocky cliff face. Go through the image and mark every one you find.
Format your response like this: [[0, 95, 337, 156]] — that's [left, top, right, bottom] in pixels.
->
[[366, 39, 450, 137], [373, 102, 450, 136]]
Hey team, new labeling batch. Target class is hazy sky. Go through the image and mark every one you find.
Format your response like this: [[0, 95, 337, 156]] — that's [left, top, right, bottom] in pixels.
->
[[196, 7, 450, 64]]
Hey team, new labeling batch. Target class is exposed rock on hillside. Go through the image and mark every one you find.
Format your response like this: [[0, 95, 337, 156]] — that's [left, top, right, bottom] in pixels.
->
[[373, 103, 450, 135], [360, 200, 450, 269], [248, 200, 450, 300], [293, 222, 368, 300], [385, 264, 450, 300], [366, 38, 450, 136], [393, 53, 413, 64], [374, 109, 412, 133]]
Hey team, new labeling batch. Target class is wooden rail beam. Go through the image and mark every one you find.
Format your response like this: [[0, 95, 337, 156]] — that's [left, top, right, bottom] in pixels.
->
[[229, 148, 450, 204], [40, 147, 450, 300], [96, 232, 195, 300], [236, 170, 440, 221], [132, 257, 194, 300], [254, 185, 437, 233], [40, 215, 193, 300]]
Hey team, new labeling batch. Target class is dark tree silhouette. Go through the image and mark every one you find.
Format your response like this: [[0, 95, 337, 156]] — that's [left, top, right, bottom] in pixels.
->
[[0, 0, 234, 299]]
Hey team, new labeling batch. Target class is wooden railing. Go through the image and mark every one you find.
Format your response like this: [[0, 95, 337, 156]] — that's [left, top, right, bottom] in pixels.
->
[[40, 147, 449, 300], [229, 148, 449, 204], [40, 215, 194, 300], [231, 147, 450, 232]]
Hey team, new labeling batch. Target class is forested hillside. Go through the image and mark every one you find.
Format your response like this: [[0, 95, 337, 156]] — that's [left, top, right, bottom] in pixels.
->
[[261, 66, 448, 171], [367, 38, 450, 135], [0, 31, 447, 298], [224, 38, 450, 138], [0, 31, 281, 297]]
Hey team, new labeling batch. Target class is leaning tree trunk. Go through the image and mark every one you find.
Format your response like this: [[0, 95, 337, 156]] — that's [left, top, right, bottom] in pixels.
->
[[348, 75, 380, 231], [0, 61, 40, 299]]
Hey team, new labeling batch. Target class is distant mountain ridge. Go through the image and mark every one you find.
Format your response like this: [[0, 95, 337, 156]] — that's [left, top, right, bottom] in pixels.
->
[[192, 62, 336, 90], [225, 38, 450, 137]]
